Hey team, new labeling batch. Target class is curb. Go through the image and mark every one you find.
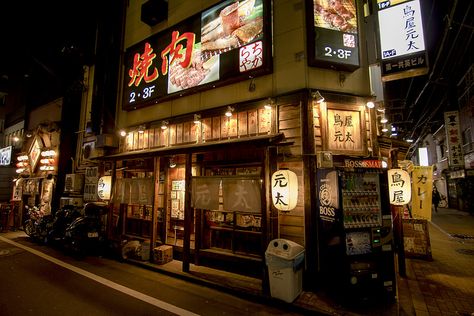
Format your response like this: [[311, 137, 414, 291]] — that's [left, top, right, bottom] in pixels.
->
[[125, 258, 330, 315]]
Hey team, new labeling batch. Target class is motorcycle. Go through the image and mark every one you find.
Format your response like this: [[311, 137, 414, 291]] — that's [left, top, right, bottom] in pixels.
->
[[64, 202, 109, 257], [47, 205, 82, 246], [23, 205, 54, 243]]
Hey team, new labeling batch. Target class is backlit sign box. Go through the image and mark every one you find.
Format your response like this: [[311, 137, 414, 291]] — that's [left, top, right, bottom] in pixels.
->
[[0, 146, 12, 166], [306, 0, 360, 71], [378, 0, 429, 81], [123, 0, 272, 111]]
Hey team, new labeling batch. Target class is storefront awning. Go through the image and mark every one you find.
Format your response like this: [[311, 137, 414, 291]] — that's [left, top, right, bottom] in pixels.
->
[[97, 133, 286, 161]]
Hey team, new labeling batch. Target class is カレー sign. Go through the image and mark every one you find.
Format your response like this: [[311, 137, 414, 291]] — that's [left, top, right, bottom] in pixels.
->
[[411, 166, 433, 221], [123, 0, 271, 110]]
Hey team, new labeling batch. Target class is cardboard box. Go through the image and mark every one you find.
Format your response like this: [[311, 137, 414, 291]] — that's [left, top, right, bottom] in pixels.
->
[[153, 245, 173, 264]]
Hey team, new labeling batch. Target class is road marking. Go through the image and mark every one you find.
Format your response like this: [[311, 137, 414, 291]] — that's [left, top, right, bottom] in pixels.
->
[[429, 221, 453, 238], [0, 236, 199, 316]]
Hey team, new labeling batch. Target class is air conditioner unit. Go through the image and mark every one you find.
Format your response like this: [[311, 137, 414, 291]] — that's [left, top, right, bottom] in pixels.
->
[[95, 134, 118, 148], [64, 174, 84, 194], [60, 197, 84, 208], [82, 141, 105, 160]]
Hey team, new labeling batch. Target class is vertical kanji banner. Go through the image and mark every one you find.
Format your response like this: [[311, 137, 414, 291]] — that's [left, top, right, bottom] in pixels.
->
[[411, 166, 433, 220], [444, 111, 464, 168]]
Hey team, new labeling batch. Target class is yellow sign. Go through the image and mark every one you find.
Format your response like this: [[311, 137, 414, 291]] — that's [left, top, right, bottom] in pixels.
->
[[411, 166, 433, 220]]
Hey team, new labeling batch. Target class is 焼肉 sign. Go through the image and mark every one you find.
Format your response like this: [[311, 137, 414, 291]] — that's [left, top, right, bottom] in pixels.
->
[[123, 0, 272, 110]]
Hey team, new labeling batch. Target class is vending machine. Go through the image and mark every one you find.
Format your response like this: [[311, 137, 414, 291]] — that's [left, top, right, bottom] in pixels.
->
[[317, 162, 395, 305]]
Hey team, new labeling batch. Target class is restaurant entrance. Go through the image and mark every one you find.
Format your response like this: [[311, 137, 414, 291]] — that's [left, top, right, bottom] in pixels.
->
[[108, 134, 282, 277]]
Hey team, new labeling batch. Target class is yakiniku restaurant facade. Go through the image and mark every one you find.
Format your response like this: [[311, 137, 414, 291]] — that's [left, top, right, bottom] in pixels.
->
[[102, 0, 377, 288]]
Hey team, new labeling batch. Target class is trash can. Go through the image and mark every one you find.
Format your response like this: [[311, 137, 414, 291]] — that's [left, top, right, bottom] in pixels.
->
[[265, 238, 305, 303]]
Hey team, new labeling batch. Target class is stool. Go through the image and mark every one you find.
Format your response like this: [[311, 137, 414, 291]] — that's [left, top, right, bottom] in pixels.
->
[[173, 225, 184, 245]]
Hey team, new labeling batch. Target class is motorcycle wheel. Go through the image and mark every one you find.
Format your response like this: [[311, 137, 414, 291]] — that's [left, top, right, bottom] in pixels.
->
[[24, 221, 34, 237], [70, 239, 86, 258]]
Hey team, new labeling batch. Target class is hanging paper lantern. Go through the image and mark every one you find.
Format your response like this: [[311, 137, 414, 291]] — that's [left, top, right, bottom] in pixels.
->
[[271, 170, 298, 211], [97, 176, 112, 200], [387, 169, 411, 205]]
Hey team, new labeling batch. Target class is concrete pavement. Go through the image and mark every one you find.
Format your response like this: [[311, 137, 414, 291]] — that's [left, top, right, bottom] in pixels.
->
[[401, 208, 474, 316], [126, 207, 474, 315], [2, 207, 474, 315]]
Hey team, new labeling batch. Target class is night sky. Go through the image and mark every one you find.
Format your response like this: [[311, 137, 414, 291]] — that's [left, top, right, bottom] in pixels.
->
[[0, 1, 98, 105], [1, 1, 472, 145]]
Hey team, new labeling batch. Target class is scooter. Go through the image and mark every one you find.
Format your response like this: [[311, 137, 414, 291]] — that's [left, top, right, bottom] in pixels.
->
[[64, 202, 108, 257], [47, 205, 82, 247], [23, 205, 54, 243]]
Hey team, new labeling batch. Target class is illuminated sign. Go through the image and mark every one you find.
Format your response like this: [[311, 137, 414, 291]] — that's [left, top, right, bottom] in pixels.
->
[[97, 176, 112, 200], [378, 0, 428, 81], [317, 169, 339, 223], [123, 0, 271, 111], [307, 0, 360, 71], [344, 159, 383, 169], [28, 138, 42, 172], [271, 170, 298, 211], [0, 146, 12, 166], [321, 103, 367, 156], [388, 169, 411, 205], [379, 0, 425, 59], [377, 0, 414, 12], [411, 166, 433, 220], [444, 111, 464, 168]]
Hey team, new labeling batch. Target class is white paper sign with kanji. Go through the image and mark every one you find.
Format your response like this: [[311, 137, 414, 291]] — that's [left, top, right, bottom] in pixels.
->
[[388, 169, 411, 205]]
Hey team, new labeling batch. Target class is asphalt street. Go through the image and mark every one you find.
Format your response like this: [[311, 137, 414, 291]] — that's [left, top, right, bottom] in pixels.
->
[[0, 234, 301, 316]]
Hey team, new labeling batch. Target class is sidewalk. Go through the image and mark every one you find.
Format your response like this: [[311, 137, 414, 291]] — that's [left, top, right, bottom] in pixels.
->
[[2, 207, 474, 315], [401, 208, 474, 316], [126, 207, 474, 315]]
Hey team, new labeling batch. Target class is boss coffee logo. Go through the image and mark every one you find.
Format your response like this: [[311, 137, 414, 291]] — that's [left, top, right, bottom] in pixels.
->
[[319, 183, 336, 222]]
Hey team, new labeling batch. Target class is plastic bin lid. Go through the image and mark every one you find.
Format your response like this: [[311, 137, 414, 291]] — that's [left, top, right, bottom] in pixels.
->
[[265, 238, 305, 260]]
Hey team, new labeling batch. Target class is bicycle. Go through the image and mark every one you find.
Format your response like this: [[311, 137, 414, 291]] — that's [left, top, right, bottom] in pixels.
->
[[438, 194, 448, 208]]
